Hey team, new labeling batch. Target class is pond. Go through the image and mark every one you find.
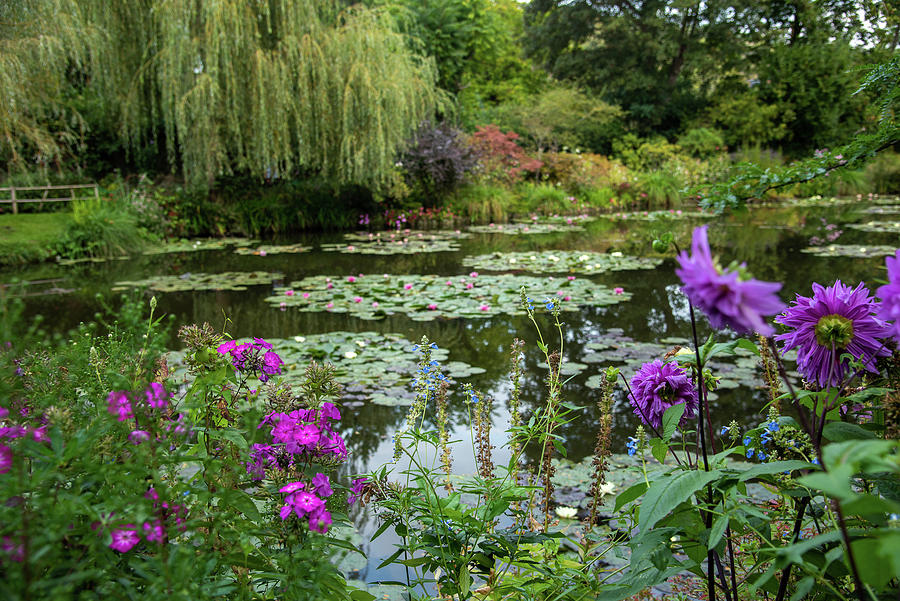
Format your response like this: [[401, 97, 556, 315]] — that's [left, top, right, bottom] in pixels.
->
[[2, 196, 898, 588]]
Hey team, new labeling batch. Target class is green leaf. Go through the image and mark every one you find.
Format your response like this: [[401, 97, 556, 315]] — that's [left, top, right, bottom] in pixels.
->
[[458, 565, 471, 598], [218, 489, 260, 522], [737, 460, 816, 482], [823, 421, 876, 442], [207, 427, 248, 451], [639, 469, 722, 532], [614, 481, 649, 512], [650, 438, 668, 464], [661, 403, 686, 442], [708, 513, 729, 550], [349, 591, 377, 601]]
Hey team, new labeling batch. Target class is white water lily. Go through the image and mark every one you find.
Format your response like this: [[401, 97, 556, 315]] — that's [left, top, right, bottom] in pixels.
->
[[509, 258, 517, 264], [343, 351, 358, 359], [578, 254, 590, 262], [355, 340, 367, 347], [598, 482, 617, 498], [293, 336, 306, 343], [554, 506, 578, 519], [611, 251, 623, 258], [547, 255, 559, 262]]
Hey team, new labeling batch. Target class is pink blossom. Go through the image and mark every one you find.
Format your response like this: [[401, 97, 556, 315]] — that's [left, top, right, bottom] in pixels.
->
[[404, 283, 413, 290], [326, 282, 333, 289], [446, 280, 453, 286], [567, 276, 576, 281], [614, 287, 624, 295], [347, 276, 356, 283], [259, 250, 267, 256], [285, 289, 294, 296], [479, 304, 490, 311], [466, 283, 474, 289], [326, 302, 334, 309], [427, 303, 438, 310], [353, 297, 362, 303], [469, 272, 478, 278], [347, 245, 356, 251], [564, 295, 571, 301], [109, 527, 140, 552], [279, 302, 287, 309], [302, 293, 310, 299], [372, 302, 379, 308], [557, 290, 564, 296]]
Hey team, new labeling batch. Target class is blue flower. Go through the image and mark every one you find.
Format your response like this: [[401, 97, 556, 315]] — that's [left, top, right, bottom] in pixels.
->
[[746, 448, 755, 458], [720, 426, 729, 435], [811, 457, 820, 465], [743, 436, 752, 446], [545, 298, 555, 310], [761, 432, 772, 444], [757, 451, 767, 461], [626, 436, 639, 456], [767, 421, 780, 432]]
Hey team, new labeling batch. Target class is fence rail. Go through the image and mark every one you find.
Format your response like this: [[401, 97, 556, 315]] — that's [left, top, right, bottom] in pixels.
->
[[0, 184, 100, 214]]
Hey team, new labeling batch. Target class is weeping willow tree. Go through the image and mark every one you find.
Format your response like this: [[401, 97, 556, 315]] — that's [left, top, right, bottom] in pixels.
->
[[0, 0, 98, 170], [86, 0, 439, 190]]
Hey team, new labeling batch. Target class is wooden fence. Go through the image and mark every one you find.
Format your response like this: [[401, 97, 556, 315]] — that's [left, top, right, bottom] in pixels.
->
[[0, 184, 100, 214]]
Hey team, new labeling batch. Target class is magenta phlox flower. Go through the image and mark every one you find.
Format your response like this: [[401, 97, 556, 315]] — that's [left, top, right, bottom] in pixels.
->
[[311, 473, 333, 497], [0, 406, 8, 420], [128, 430, 151, 445], [246, 443, 276, 479], [29, 426, 48, 443], [308, 507, 333, 533], [776, 280, 890, 387], [629, 360, 698, 432], [676, 226, 785, 336], [877, 250, 900, 342], [280, 481, 305, 494], [109, 526, 140, 552], [253, 337, 273, 349], [348, 477, 368, 506], [216, 340, 237, 355], [0, 444, 12, 474], [318, 402, 341, 425], [0, 425, 26, 440], [144, 382, 170, 409], [142, 520, 166, 544], [320, 431, 348, 460], [286, 491, 325, 518], [1, 536, 24, 562], [107, 391, 133, 422]]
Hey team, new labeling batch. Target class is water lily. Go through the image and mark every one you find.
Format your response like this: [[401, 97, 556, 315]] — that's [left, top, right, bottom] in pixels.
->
[[347, 276, 356, 283], [555, 506, 578, 519], [285, 289, 294, 296], [479, 304, 490, 311], [326, 302, 334, 309], [427, 303, 438, 310], [302, 293, 310, 299], [353, 297, 363, 303], [614, 287, 624, 295], [293, 336, 306, 343], [343, 351, 357, 359]]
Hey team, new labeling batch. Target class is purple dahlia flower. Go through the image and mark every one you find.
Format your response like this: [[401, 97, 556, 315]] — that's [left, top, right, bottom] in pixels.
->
[[676, 226, 785, 336], [629, 360, 698, 431], [775, 280, 891, 388], [877, 250, 900, 342]]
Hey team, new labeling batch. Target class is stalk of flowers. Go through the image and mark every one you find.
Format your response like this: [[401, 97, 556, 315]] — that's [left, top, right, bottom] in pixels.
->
[[101, 487, 189, 552], [393, 338, 445, 462], [278, 474, 335, 533], [216, 337, 284, 383]]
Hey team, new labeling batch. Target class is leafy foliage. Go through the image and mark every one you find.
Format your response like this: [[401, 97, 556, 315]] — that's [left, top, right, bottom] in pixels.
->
[[401, 121, 479, 201]]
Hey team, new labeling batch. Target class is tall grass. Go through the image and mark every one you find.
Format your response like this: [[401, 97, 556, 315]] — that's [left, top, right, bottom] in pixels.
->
[[56, 198, 155, 259], [446, 183, 511, 223], [511, 182, 572, 214]]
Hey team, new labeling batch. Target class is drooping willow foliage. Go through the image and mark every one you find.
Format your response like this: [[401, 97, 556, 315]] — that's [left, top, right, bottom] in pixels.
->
[[0, 0, 97, 168], [2, 0, 439, 190]]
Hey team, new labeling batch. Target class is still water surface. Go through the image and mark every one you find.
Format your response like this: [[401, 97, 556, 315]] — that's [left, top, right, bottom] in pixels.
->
[[3, 198, 897, 583]]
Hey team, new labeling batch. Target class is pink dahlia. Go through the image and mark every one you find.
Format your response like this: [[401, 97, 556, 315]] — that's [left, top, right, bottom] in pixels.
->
[[775, 280, 890, 388], [629, 360, 698, 431], [877, 250, 900, 342], [676, 226, 784, 336]]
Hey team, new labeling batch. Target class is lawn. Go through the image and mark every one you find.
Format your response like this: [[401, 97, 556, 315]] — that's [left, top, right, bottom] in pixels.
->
[[0, 211, 71, 264]]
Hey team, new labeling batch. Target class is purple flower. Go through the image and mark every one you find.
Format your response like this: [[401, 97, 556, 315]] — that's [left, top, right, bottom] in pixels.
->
[[107, 391, 133, 422], [349, 477, 367, 506], [128, 430, 151, 445], [142, 521, 165, 544], [109, 527, 140, 552], [262, 351, 283, 376], [284, 491, 324, 518], [629, 360, 698, 431], [216, 340, 237, 354], [311, 473, 333, 497], [877, 250, 900, 342], [253, 337, 273, 350], [246, 443, 275, 480], [144, 382, 170, 409], [776, 280, 891, 387], [308, 507, 333, 533], [676, 226, 785, 336], [0, 444, 12, 474]]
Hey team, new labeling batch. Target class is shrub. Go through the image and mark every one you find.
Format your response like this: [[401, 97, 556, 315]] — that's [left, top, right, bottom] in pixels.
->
[[636, 170, 684, 209], [612, 134, 683, 172], [538, 152, 630, 194], [469, 124, 542, 184], [401, 121, 479, 203], [677, 127, 726, 158], [511, 182, 571, 214]]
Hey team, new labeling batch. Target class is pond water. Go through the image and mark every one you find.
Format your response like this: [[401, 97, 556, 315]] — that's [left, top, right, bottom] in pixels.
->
[[3, 196, 898, 586]]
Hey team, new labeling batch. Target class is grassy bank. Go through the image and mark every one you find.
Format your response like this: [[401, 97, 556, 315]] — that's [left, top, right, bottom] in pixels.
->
[[0, 212, 71, 265]]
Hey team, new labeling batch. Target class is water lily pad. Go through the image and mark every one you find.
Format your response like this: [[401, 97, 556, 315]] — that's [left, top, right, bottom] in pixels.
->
[[801, 244, 897, 258], [862, 205, 900, 215], [170, 331, 484, 407], [847, 220, 900, 234], [462, 251, 661, 274], [113, 271, 283, 292], [143, 237, 257, 255], [265, 273, 632, 320], [467, 222, 584, 235], [233, 243, 311, 255], [321, 230, 469, 255]]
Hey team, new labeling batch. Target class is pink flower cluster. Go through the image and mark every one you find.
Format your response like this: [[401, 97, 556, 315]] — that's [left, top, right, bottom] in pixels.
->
[[106, 384, 187, 445], [107, 488, 188, 552], [1, 404, 50, 474], [217, 338, 283, 383], [279, 473, 334, 533]]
